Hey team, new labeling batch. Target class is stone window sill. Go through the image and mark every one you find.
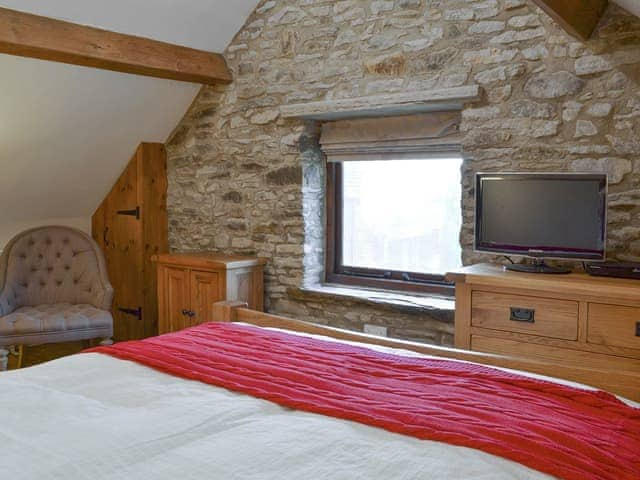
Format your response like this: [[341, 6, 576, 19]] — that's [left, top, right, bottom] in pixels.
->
[[297, 283, 455, 314]]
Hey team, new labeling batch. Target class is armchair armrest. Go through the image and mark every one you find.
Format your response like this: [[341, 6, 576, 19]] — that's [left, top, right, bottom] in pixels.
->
[[96, 282, 114, 312], [91, 242, 114, 311], [0, 250, 15, 317], [0, 292, 15, 317]]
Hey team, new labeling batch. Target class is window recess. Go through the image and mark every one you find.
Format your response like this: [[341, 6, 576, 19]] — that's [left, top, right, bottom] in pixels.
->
[[322, 112, 463, 296]]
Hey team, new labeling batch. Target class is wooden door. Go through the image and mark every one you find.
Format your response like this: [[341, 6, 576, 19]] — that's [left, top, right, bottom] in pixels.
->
[[92, 203, 107, 251], [190, 270, 224, 326], [160, 266, 191, 334], [103, 157, 145, 341], [92, 143, 168, 341], [138, 143, 168, 337]]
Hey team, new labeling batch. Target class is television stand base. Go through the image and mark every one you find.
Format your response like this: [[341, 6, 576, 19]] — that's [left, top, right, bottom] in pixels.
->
[[505, 259, 571, 274]]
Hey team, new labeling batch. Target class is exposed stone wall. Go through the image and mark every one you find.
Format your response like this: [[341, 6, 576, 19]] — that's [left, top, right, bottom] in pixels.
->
[[166, 0, 640, 346]]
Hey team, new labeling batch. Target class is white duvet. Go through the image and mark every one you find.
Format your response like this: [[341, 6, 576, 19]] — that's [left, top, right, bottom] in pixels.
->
[[1, 325, 627, 480]]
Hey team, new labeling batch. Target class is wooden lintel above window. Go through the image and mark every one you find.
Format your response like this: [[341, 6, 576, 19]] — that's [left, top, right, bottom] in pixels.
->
[[0, 7, 232, 85], [531, 0, 608, 40]]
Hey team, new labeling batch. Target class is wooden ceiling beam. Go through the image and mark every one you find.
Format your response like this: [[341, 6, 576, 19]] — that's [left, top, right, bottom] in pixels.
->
[[0, 7, 232, 85], [531, 0, 609, 40]]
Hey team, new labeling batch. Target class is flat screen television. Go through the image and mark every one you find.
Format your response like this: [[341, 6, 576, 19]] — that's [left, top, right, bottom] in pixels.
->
[[475, 173, 607, 274]]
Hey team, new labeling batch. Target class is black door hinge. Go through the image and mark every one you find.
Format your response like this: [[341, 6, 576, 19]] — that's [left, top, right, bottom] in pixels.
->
[[116, 206, 140, 220], [118, 307, 142, 321]]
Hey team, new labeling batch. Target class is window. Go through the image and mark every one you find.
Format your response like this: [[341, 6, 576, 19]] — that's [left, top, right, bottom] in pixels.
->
[[320, 112, 464, 296], [326, 157, 462, 296]]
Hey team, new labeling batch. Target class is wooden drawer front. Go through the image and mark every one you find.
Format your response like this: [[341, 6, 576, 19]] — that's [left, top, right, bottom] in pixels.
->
[[588, 303, 640, 351], [472, 291, 578, 340], [471, 335, 640, 373]]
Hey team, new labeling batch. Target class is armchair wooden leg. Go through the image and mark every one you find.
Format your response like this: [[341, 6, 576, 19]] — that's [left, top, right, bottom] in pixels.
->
[[7, 345, 25, 369], [0, 348, 8, 371], [15, 345, 24, 369], [99, 338, 114, 346]]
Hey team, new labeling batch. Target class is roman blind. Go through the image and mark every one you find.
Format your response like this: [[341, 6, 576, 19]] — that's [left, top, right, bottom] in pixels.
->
[[319, 112, 462, 162]]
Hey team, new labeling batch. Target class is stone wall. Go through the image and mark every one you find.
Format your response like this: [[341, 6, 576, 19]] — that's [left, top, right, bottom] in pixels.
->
[[166, 0, 640, 346]]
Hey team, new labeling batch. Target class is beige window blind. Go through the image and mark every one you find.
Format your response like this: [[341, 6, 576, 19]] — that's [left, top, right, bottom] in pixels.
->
[[319, 112, 462, 162]]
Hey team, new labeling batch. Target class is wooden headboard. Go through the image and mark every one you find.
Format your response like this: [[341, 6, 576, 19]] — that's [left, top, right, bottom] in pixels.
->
[[212, 301, 640, 402]]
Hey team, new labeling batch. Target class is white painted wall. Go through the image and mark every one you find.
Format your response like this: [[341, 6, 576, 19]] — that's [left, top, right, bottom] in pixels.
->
[[0, 0, 260, 251], [614, 0, 640, 17], [0, 54, 200, 226]]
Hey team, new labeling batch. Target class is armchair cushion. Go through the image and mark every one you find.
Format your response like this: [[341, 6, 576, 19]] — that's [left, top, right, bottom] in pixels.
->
[[0, 303, 112, 347]]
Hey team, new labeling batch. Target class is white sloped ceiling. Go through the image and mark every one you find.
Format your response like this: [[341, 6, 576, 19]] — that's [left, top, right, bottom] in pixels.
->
[[0, 0, 260, 247], [614, 0, 640, 17]]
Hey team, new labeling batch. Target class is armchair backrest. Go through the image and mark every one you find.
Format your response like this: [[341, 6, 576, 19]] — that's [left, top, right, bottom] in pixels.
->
[[0, 226, 113, 316]]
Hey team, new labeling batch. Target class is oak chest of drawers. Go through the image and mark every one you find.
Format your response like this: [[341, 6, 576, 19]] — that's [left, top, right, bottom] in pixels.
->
[[447, 264, 640, 398]]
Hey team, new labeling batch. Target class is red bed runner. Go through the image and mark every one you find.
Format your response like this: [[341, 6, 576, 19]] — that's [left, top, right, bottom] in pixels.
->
[[89, 322, 640, 480]]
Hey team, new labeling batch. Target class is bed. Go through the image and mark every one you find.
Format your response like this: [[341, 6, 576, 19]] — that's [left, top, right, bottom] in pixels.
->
[[1, 301, 638, 480]]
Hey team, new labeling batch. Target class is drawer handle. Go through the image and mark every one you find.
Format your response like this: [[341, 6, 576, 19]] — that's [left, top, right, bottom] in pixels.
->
[[636, 322, 640, 337], [510, 307, 535, 323]]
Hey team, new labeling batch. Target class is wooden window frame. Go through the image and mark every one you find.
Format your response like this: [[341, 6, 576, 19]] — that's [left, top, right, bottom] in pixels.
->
[[325, 162, 455, 297]]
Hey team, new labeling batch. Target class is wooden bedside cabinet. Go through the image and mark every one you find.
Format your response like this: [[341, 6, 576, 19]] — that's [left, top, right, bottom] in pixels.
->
[[447, 264, 640, 399], [153, 253, 265, 334]]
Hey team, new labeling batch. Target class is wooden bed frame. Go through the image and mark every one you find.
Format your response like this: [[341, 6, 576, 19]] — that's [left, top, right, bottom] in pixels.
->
[[213, 301, 640, 402]]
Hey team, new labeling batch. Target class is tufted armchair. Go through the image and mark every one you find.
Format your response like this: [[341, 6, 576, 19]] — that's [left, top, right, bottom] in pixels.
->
[[0, 226, 114, 370]]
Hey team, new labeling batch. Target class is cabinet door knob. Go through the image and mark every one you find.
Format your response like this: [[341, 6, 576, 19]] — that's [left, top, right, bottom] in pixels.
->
[[189, 310, 196, 318], [635, 321, 640, 337], [181, 309, 190, 317]]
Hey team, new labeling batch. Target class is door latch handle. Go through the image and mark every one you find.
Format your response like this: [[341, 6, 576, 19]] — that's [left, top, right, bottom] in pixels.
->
[[181, 309, 196, 318], [510, 307, 535, 323]]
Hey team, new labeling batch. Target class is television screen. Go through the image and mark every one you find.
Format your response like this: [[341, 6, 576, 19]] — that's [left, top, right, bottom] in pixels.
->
[[475, 173, 607, 261]]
